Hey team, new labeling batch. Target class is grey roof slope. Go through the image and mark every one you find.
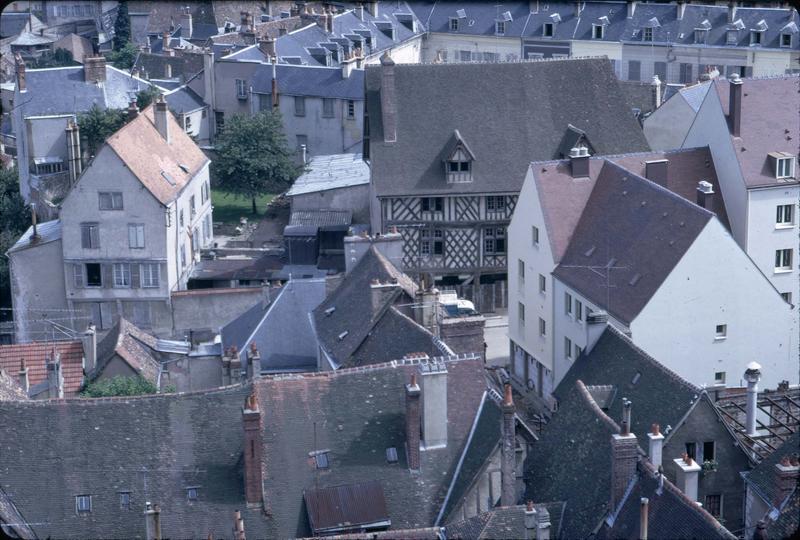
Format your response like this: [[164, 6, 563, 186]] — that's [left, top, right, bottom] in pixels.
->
[[221, 289, 276, 354], [445, 503, 566, 540], [287, 153, 369, 197], [366, 58, 650, 198], [255, 354, 487, 538], [552, 160, 712, 324], [347, 306, 438, 368], [412, 1, 532, 38], [19, 65, 155, 117], [89, 317, 161, 385], [251, 62, 364, 99], [0, 483, 34, 539], [165, 83, 205, 113], [312, 247, 418, 366], [7, 219, 61, 254], [0, 11, 42, 39], [743, 432, 800, 511], [0, 385, 269, 539], [768, 490, 799, 540]]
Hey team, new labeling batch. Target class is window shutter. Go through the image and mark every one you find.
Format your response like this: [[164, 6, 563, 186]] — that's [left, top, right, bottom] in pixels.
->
[[128, 225, 136, 248], [91, 225, 99, 248], [102, 264, 113, 288], [81, 226, 90, 248], [131, 263, 140, 288], [73, 264, 84, 288]]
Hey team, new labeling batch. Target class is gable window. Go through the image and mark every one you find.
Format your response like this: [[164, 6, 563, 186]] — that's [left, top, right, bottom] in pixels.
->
[[565, 337, 573, 359], [574, 344, 583, 358], [128, 224, 145, 249], [538, 274, 546, 294], [715, 371, 726, 385], [76, 495, 91, 513], [294, 96, 306, 116], [543, 22, 554, 37], [184, 115, 192, 132], [347, 100, 355, 119], [715, 324, 727, 339], [703, 441, 715, 462], [781, 33, 792, 47], [750, 30, 762, 45], [484, 227, 506, 254], [447, 159, 472, 183], [113, 263, 131, 288], [141, 263, 160, 288], [777, 204, 794, 226], [775, 249, 793, 271], [99, 191, 123, 210], [726, 30, 738, 45], [322, 98, 335, 118], [81, 223, 99, 249], [705, 494, 722, 518], [643, 27, 653, 41], [592, 24, 604, 39], [532, 225, 539, 246], [495, 20, 506, 35], [449, 18, 459, 31], [565, 292, 573, 316], [235, 78, 247, 99], [486, 196, 506, 212], [776, 156, 794, 179], [420, 228, 444, 256], [421, 197, 443, 213], [119, 492, 131, 510]]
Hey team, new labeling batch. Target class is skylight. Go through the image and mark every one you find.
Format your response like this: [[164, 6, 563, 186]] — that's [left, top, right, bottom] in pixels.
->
[[324, 307, 336, 316], [338, 331, 348, 341], [456, 9, 466, 18], [161, 170, 176, 185], [386, 447, 399, 463], [178, 163, 189, 173]]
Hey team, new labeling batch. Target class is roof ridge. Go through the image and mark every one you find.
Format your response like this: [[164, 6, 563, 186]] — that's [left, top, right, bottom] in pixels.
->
[[365, 55, 614, 70], [528, 146, 711, 169], [576, 379, 621, 432]]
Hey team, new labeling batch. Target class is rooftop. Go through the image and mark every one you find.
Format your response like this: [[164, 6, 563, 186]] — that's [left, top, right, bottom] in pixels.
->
[[0, 340, 85, 396], [287, 153, 369, 197], [6, 219, 61, 254], [250, 62, 365, 100], [90, 318, 161, 386]]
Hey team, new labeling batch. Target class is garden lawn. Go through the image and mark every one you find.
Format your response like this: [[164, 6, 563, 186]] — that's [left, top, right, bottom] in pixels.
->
[[211, 189, 275, 224]]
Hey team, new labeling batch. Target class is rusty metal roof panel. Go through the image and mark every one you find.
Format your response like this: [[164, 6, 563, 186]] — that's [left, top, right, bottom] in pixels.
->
[[304, 480, 390, 535]]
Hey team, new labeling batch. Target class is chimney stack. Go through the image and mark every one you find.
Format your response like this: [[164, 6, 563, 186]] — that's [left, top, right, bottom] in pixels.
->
[[413, 287, 439, 331], [355, 3, 364, 21], [242, 393, 263, 504], [674, 454, 701, 501], [258, 37, 276, 58], [627, 1, 637, 18], [247, 342, 261, 379], [501, 384, 517, 507], [271, 56, 279, 109], [644, 159, 668, 187], [65, 119, 83, 183], [585, 310, 608, 354], [164, 62, 172, 79], [30, 203, 38, 241], [640, 497, 649, 540], [82, 324, 97, 374], [744, 362, 761, 437], [241, 11, 252, 33], [180, 10, 193, 39], [524, 501, 537, 537], [651, 75, 662, 109], [696, 181, 714, 209], [405, 374, 421, 470], [611, 399, 637, 512], [154, 94, 170, 143], [420, 361, 448, 449], [727, 1, 737, 24], [728, 73, 743, 137], [647, 423, 664, 468], [536, 505, 551, 540], [47, 353, 63, 399], [145, 502, 162, 540], [18, 359, 29, 394], [14, 53, 26, 92], [380, 52, 397, 143], [233, 510, 246, 540], [342, 52, 356, 79], [774, 456, 800, 508], [370, 279, 397, 312], [84, 55, 107, 83], [569, 147, 590, 177], [127, 100, 139, 122], [162, 31, 170, 53], [439, 315, 486, 359]]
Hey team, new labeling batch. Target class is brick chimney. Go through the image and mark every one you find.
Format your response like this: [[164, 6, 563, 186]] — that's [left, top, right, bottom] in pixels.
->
[[569, 147, 590, 177], [247, 342, 261, 379], [82, 324, 97, 374], [84, 56, 107, 83], [674, 453, 701, 501], [242, 393, 263, 504], [405, 374, 421, 470], [233, 509, 246, 540], [18, 359, 29, 394], [65, 119, 82, 183], [144, 502, 162, 540], [420, 361, 448, 449], [647, 423, 664, 468], [644, 159, 668, 187], [728, 73, 743, 137], [47, 353, 63, 399], [774, 456, 800, 508], [127, 99, 139, 122], [439, 315, 486, 358], [14, 53, 25, 92], [154, 94, 170, 143], [380, 52, 397, 143], [696, 181, 714, 209], [501, 384, 517, 506], [585, 309, 608, 354], [744, 362, 761, 437], [610, 398, 637, 512], [258, 37, 276, 58]]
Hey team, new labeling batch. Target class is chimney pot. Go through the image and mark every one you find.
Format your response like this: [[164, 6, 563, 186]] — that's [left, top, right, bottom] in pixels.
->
[[696, 180, 714, 209], [674, 456, 702, 501], [744, 362, 762, 437], [18, 359, 29, 393], [611, 404, 637, 512], [14, 54, 26, 92], [145, 501, 162, 540], [640, 497, 649, 540], [570, 147, 590, 178], [648, 423, 664, 468], [242, 392, 263, 504]]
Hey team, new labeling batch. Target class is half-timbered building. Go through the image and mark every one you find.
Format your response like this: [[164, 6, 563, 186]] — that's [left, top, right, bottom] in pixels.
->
[[364, 55, 650, 296]]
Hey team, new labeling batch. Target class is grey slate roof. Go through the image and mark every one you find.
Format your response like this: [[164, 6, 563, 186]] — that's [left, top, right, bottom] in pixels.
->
[[366, 58, 650, 198], [287, 153, 369, 197], [0, 12, 42, 39], [743, 432, 800, 511], [289, 209, 352, 229], [552, 160, 712, 325], [347, 306, 438, 368], [7, 219, 61, 254], [19, 65, 155, 117], [250, 62, 365, 100], [0, 483, 34, 539], [445, 503, 566, 540], [410, 1, 532, 38], [220, 289, 276, 354], [165, 83, 205, 113]]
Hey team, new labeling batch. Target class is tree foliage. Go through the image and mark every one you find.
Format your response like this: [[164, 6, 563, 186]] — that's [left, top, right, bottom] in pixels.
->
[[112, 1, 131, 50], [106, 41, 138, 70], [136, 85, 161, 109], [77, 105, 127, 156], [0, 166, 32, 292], [31, 48, 76, 69], [210, 111, 299, 214], [81, 375, 161, 397]]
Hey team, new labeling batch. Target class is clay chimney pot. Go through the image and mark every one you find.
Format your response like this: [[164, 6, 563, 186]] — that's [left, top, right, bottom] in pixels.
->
[[651, 423, 660, 435]]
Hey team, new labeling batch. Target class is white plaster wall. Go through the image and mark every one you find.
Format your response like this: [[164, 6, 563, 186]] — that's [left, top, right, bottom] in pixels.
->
[[26, 116, 70, 161], [173, 161, 212, 288], [570, 40, 622, 69], [365, 35, 423, 64], [643, 93, 696, 151], [631, 219, 797, 390], [275, 94, 364, 157], [420, 33, 522, 63], [752, 49, 792, 77]]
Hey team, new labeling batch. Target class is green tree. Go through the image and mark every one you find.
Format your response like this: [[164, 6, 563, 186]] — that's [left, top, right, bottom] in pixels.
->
[[136, 85, 161, 109], [81, 375, 162, 397], [31, 48, 75, 68], [0, 166, 31, 292], [211, 111, 299, 214], [106, 41, 138, 70], [77, 105, 127, 156], [112, 1, 131, 50]]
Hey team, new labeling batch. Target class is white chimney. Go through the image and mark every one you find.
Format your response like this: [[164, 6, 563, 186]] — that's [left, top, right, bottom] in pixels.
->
[[82, 324, 97, 373], [674, 455, 701, 501], [420, 361, 448, 449], [647, 423, 664, 468], [640, 497, 649, 540], [744, 362, 762, 437], [696, 181, 714, 209], [585, 309, 608, 354], [154, 94, 170, 143], [536, 506, 551, 540]]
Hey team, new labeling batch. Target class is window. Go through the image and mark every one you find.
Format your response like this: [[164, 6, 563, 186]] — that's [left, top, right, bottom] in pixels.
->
[[694, 29, 707, 44], [715, 324, 727, 339], [76, 495, 91, 513], [532, 225, 539, 246], [190, 195, 196, 219], [215, 111, 224, 133], [141, 263, 160, 288], [654, 62, 667, 82], [449, 18, 459, 31], [715, 371, 726, 384], [726, 30, 738, 45], [483, 52, 500, 62], [85, 263, 102, 287], [421, 197, 443, 212], [128, 224, 145, 249], [685, 442, 697, 461], [113, 263, 130, 288], [643, 27, 653, 41], [315, 452, 329, 469], [543, 22, 554, 37], [703, 441, 715, 462], [484, 227, 506, 254], [775, 249, 793, 271], [777, 157, 794, 179], [34, 159, 65, 175], [347, 99, 355, 119], [322, 98, 335, 118], [593, 24, 604, 39], [574, 344, 583, 358], [539, 317, 546, 336], [575, 299, 583, 322], [750, 30, 762, 45], [538, 274, 546, 294], [99, 191, 123, 210], [679, 63, 693, 84], [81, 223, 99, 249], [294, 96, 305, 116], [448, 161, 471, 173], [628, 60, 641, 81], [565, 292, 573, 316], [777, 204, 794, 225], [781, 292, 792, 304], [119, 492, 131, 510], [518, 302, 525, 325], [420, 228, 444, 256], [495, 20, 505, 35], [565, 337, 573, 359], [705, 494, 722, 518], [447, 160, 472, 183], [518, 259, 525, 281], [187, 487, 198, 501], [487, 196, 506, 211], [781, 33, 792, 47], [386, 447, 399, 463], [181, 244, 187, 268], [235, 78, 247, 99]]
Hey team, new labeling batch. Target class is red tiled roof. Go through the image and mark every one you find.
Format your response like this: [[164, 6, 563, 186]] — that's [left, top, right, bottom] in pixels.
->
[[0, 341, 84, 396]]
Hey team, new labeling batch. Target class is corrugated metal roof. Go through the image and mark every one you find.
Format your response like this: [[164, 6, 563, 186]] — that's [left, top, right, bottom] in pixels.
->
[[289, 209, 352, 228], [7, 219, 61, 254], [287, 153, 369, 196], [304, 480, 390, 534]]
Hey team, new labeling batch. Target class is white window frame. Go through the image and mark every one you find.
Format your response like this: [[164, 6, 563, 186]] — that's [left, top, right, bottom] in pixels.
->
[[715, 324, 727, 340], [714, 371, 726, 385], [575, 299, 583, 322], [99, 191, 123, 210], [777, 157, 794, 179], [776, 204, 794, 227], [775, 248, 793, 272], [113, 263, 131, 288], [140, 263, 160, 288], [565, 292, 573, 316], [235, 78, 247, 99], [643, 27, 653, 41], [76, 495, 91, 513], [495, 20, 505, 35], [565, 336, 573, 359], [128, 224, 145, 249], [449, 18, 459, 32], [593, 24, 604, 39], [750, 30, 762, 45]]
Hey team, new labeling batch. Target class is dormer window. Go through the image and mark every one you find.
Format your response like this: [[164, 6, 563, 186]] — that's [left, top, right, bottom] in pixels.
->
[[750, 30, 763, 45], [444, 129, 475, 183], [593, 24, 604, 39], [543, 22, 554, 37], [770, 152, 796, 179], [643, 27, 653, 41], [726, 29, 739, 44], [495, 20, 506, 35], [694, 29, 707, 44], [781, 33, 792, 47]]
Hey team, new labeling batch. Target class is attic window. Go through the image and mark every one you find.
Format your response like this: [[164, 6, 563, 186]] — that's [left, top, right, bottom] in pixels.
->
[[337, 331, 348, 341], [324, 306, 336, 316], [386, 447, 399, 463], [186, 487, 199, 500], [782, 33, 792, 47], [770, 153, 796, 179], [543, 22, 554, 37], [315, 452, 330, 469], [631, 372, 641, 385], [643, 27, 653, 41], [694, 29, 707, 44], [76, 495, 91, 513], [161, 170, 176, 185], [750, 30, 763, 45], [726, 29, 738, 44], [495, 20, 506, 35], [592, 24, 604, 39], [449, 17, 460, 32], [446, 136, 474, 184]]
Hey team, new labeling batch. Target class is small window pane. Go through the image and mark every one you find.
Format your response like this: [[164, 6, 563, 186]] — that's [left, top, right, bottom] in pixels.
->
[[119, 492, 131, 509], [322, 98, 334, 118], [76, 495, 91, 512], [315, 452, 329, 469]]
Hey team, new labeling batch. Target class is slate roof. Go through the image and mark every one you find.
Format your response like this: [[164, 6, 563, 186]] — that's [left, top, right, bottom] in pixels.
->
[[10, 31, 54, 46], [347, 306, 438, 369], [19, 65, 155, 117], [105, 102, 209, 205], [250, 62, 365, 99], [190, 253, 285, 282], [289, 209, 352, 229], [366, 58, 650, 198], [0, 369, 27, 401], [597, 460, 737, 539], [133, 50, 205, 81], [255, 354, 487, 537], [0, 12, 43, 39], [312, 247, 418, 367], [7, 219, 61, 254], [410, 1, 532, 38], [445, 503, 566, 540], [552, 160, 713, 324], [0, 484, 34, 539], [89, 317, 161, 385], [165, 83, 205, 113], [743, 432, 800, 510], [0, 340, 84, 396], [221, 295, 271, 353], [713, 75, 800, 189], [768, 490, 799, 540], [287, 153, 369, 197], [209, 16, 303, 45]]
